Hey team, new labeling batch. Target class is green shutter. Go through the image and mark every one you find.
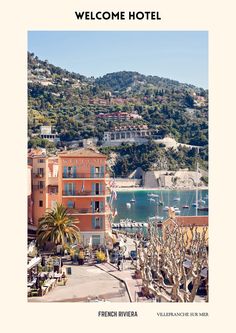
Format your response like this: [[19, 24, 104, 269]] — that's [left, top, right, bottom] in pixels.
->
[[92, 183, 95, 195], [92, 216, 96, 229], [91, 201, 95, 213], [72, 183, 75, 195], [73, 166, 76, 178], [63, 166, 67, 178], [100, 201, 104, 212], [64, 183, 68, 195], [100, 183, 103, 195], [90, 166, 95, 178], [100, 217, 103, 229], [101, 166, 105, 177]]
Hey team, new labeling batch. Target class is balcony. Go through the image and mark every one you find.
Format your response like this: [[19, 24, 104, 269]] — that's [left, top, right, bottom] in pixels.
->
[[48, 177, 58, 186], [62, 190, 110, 197], [67, 206, 111, 215], [33, 173, 44, 178], [62, 172, 105, 179]]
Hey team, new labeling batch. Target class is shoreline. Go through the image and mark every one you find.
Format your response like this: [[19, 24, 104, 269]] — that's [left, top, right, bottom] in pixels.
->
[[115, 186, 208, 192]]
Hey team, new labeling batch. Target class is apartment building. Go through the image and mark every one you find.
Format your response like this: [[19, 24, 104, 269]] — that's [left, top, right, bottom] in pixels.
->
[[58, 149, 112, 246]]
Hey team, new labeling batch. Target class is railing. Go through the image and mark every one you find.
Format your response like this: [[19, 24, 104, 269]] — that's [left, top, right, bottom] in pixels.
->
[[33, 173, 44, 178], [62, 190, 109, 196], [32, 185, 45, 190], [67, 208, 106, 214], [62, 172, 105, 179]]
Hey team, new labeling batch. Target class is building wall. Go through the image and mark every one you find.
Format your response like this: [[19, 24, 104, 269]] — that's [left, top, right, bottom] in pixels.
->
[[58, 153, 112, 245]]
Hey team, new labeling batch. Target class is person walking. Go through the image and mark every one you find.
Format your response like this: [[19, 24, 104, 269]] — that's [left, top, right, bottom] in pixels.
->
[[117, 258, 121, 271]]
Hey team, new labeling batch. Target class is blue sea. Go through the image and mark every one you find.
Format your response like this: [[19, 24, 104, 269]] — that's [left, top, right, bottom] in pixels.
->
[[112, 189, 208, 223]]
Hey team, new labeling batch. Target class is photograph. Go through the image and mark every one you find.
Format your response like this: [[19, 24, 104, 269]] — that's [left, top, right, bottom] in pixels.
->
[[27, 31, 208, 303]]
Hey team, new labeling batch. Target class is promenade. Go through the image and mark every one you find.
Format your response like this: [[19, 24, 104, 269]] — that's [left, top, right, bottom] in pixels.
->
[[28, 264, 130, 302]]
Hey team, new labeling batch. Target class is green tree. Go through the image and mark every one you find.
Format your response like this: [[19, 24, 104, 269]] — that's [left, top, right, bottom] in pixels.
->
[[36, 203, 80, 248]]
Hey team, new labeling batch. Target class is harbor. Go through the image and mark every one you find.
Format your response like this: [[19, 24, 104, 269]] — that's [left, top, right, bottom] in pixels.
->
[[112, 189, 208, 224]]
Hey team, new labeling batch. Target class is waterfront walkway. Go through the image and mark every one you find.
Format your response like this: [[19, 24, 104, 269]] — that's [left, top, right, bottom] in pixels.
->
[[28, 264, 129, 302]]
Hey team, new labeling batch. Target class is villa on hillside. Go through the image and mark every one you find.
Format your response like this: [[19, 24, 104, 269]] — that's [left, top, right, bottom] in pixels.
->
[[103, 125, 155, 146]]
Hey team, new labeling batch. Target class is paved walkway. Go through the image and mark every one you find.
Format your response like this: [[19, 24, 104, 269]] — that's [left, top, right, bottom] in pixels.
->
[[28, 264, 129, 303], [95, 261, 143, 302]]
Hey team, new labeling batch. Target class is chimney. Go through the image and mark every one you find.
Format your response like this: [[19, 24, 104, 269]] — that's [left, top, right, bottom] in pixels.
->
[[168, 207, 176, 219]]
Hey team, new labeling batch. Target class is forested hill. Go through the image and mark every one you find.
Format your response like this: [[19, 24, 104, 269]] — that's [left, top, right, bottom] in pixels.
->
[[28, 52, 208, 173]]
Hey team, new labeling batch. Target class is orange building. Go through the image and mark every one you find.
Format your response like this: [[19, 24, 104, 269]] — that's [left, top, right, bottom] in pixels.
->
[[58, 149, 112, 246], [28, 149, 59, 226], [162, 208, 208, 246], [28, 148, 112, 246]]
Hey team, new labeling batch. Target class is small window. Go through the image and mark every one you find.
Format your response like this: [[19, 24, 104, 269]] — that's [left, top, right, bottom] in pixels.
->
[[39, 200, 43, 207], [38, 159, 44, 163], [92, 235, 101, 246], [67, 201, 74, 208], [38, 181, 44, 189]]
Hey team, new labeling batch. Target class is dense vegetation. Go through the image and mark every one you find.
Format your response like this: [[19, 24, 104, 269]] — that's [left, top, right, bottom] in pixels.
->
[[28, 52, 208, 175], [100, 141, 208, 177]]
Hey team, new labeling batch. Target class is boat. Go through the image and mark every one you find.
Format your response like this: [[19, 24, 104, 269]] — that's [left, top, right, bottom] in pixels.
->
[[158, 191, 164, 206], [198, 206, 208, 212], [126, 202, 131, 208], [130, 193, 136, 203], [148, 215, 164, 222], [149, 198, 156, 202], [174, 207, 181, 215], [147, 193, 159, 198], [182, 205, 189, 209], [163, 206, 169, 211], [173, 197, 180, 201]]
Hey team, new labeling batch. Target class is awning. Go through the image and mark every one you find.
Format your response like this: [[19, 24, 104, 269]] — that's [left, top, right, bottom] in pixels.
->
[[27, 256, 41, 270]]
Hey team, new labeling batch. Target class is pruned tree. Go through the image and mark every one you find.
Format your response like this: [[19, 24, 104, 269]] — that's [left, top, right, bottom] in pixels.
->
[[136, 221, 208, 302]]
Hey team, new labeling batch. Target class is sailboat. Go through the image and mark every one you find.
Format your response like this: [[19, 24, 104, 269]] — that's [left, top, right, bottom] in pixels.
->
[[197, 191, 208, 211], [158, 191, 164, 206], [130, 192, 136, 203]]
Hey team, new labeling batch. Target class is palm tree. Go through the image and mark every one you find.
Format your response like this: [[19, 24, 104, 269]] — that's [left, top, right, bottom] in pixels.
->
[[36, 203, 80, 248]]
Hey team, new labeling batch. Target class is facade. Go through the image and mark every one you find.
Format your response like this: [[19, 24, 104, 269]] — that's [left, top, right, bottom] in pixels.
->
[[103, 125, 153, 146], [28, 148, 112, 246], [162, 209, 208, 246], [97, 112, 142, 121], [58, 149, 112, 246], [28, 149, 51, 226]]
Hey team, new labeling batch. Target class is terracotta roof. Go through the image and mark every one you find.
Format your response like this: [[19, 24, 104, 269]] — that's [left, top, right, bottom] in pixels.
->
[[175, 216, 208, 227], [28, 148, 47, 158], [58, 148, 106, 158]]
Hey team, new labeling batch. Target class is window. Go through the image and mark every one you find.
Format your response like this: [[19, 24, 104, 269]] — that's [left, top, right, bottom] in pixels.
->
[[94, 217, 100, 229], [38, 159, 44, 163], [67, 201, 75, 209], [111, 134, 115, 140], [92, 235, 101, 246], [121, 132, 125, 139], [38, 181, 44, 189], [95, 201, 100, 212], [39, 200, 43, 207], [95, 183, 100, 195], [37, 168, 44, 176]]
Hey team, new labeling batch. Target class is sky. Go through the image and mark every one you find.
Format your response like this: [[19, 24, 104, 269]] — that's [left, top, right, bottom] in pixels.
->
[[28, 31, 208, 88]]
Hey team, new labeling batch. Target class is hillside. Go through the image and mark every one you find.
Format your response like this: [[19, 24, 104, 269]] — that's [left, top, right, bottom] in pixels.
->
[[27, 52, 208, 175]]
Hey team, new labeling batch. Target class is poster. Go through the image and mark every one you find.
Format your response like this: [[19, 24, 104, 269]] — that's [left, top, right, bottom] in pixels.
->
[[1, 0, 235, 332]]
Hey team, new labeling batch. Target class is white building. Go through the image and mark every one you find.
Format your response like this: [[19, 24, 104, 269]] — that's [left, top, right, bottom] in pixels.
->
[[40, 126, 60, 143], [103, 125, 154, 146]]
